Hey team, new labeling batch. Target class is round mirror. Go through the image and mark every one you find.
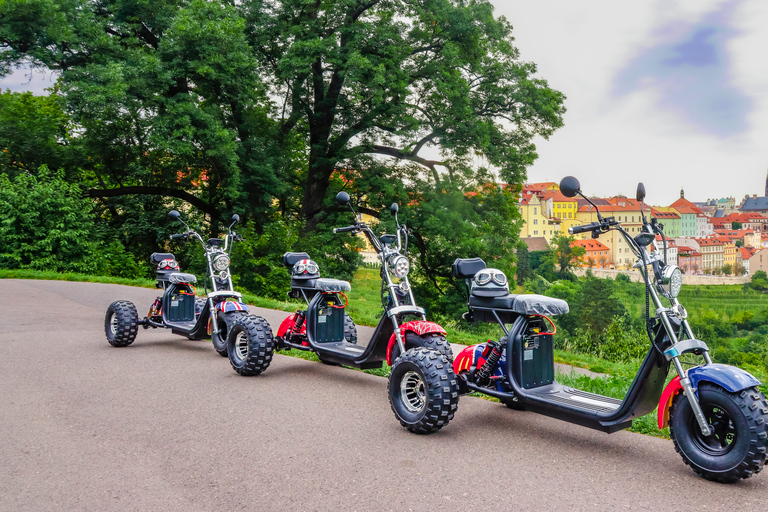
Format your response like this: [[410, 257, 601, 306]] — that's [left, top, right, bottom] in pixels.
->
[[559, 176, 581, 198], [390, 202, 399, 215], [232, 214, 240, 222], [636, 183, 646, 202], [336, 191, 350, 206], [168, 210, 181, 219]]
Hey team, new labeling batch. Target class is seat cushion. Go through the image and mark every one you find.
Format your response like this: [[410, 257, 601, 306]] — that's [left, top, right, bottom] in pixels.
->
[[452, 257, 486, 279], [169, 273, 197, 284], [314, 278, 351, 292], [469, 294, 569, 316]]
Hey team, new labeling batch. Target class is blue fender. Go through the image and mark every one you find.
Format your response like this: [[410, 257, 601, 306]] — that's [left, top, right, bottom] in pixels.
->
[[687, 363, 761, 394], [658, 364, 761, 429]]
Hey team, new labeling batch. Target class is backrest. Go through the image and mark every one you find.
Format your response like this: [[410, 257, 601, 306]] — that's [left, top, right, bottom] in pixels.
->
[[151, 252, 176, 265], [282, 252, 311, 269], [451, 257, 486, 279]]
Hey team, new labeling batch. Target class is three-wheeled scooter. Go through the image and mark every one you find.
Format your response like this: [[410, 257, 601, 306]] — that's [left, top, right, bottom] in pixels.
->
[[228, 192, 456, 432], [435, 177, 767, 483], [105, 211, 273, 373]]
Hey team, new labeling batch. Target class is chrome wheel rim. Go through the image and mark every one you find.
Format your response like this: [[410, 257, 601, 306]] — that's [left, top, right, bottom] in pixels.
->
[[109, 313, 118, 335], [234, 331, 248, 361], [400, 370, 426, 413]]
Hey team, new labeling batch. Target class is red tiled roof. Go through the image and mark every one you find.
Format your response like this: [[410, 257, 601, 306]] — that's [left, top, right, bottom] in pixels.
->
[[651, 208, 680, 219], [670, 197, 702, 213], [571, 239, 609, 251], [540, 190, 577, 203]]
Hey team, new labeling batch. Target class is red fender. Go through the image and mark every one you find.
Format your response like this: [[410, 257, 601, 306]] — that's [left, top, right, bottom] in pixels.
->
[[453, 344, 485, 374], [658, 376, 683, 429], [386, 320, 446, 365], [276, 313, 304, 338]]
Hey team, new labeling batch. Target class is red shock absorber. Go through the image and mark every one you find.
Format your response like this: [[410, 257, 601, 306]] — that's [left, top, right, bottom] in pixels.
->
[[474, 341, 504, 387]]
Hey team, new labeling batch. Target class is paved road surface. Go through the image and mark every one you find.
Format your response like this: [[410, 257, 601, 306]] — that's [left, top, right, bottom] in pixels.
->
[[1, 280, 766, 511]]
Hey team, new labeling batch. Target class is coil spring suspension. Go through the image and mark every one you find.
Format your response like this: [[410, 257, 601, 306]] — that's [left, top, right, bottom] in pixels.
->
[[475, 341, 503, 387]]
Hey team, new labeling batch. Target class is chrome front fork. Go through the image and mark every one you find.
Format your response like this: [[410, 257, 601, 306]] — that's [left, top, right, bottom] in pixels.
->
[[209, 297, 220, 337]]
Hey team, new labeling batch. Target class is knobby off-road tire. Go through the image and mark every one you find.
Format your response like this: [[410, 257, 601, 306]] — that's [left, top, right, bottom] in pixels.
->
[[390, 332, 453, 365], [212, 311, 246, 358], [669, 383, 768, 483], [228, 315, 275, 376], [194, 297, 206, 317], [388, 348, 459, 434], [343, 312, 358, 344], [105, 300, 139, 347]]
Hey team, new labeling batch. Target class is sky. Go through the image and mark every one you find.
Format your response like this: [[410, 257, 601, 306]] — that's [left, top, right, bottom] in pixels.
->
[[2, 0, 766, 207], [495, 0, 768, 206]]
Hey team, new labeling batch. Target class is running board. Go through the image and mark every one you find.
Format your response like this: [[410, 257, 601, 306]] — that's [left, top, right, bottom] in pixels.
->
[[314, 342, 382, 369]]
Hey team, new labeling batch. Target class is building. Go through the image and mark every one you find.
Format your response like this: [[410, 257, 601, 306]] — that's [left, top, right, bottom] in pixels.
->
[[696, 237, 726, 272], [714, 228, 761, 249], [650, 208, 681, 237], [652, 236, 678, 267], [696, 213, 715, 237], [574, 202, 651, 269], [571, 239, 611, 268], [678, 247, 702, 274], [519, 193, 558, 243], [740, 195, 768, 215], [718, 212, 768, 234], [540, 190, 579, 222], [748, 248, 768, 275]]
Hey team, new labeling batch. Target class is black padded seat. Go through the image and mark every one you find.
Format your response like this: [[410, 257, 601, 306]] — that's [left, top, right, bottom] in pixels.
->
[[169, 273, 197, 284], [282, 251, 311, 269], [151, 252, 176, 264], [314, 278, 351, 292], [452, 257, 486, 279], [470, 293, 569, 316]]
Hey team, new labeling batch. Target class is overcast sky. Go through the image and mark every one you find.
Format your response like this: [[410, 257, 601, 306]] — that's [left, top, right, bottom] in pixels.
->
[[497, 0, 768, 206], [2, 0, 766, 207]]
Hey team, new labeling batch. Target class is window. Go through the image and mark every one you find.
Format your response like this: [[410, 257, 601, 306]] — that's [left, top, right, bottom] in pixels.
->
[[534, 219, 538, 225], [534, 230, 538, 235], [534, 207, 537, 215]]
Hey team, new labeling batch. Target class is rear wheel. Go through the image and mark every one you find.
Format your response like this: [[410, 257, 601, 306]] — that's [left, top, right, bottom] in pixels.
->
[[228, 315, 275, 376], [343, 313, 357, 344], [194, 297, 206, 317], [669, 384, 768, 483], [388, 348, 459, 434], [105, 301, 139, 347], [390, 332, 453, 364]]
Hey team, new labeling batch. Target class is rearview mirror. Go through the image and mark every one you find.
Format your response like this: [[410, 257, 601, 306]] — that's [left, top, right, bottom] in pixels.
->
[[232, 214, 240, 222], [168, 210, 181, 220], [636, 183, 646, 202], [336, 191, 350, 206], [390, 203, 399, 215], [559, 176, 581, 198]]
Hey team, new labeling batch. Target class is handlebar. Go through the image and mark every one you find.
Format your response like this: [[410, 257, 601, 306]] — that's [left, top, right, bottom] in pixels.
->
[[568, 222, 601, 235], [170, 233, 188, 239], [333, 226, 357, 234]]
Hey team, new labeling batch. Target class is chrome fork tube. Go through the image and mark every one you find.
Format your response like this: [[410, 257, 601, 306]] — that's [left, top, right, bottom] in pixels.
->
[[672, 356, 711, 436]]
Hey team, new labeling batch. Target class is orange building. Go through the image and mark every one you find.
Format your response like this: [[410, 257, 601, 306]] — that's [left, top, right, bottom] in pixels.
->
[[570, 239, 611, 268]]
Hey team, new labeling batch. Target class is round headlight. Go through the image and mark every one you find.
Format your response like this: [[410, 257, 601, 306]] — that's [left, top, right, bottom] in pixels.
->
[[390, 255, 410, 278], [658, 265, 682, 299], [212, 254, 230, 272]]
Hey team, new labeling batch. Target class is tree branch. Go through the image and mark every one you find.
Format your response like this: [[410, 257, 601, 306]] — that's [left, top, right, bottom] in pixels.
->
[[84, 186, 218, 218]]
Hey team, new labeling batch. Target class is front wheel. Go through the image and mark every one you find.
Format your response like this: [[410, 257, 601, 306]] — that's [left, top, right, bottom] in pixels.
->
[[228, 315, 275, 376], [390, 332, 453, 364], [669, 384, 768, 483], [212, 311, 245, 358], [105, 300, 139, 347], [388, 348, 459, 434]]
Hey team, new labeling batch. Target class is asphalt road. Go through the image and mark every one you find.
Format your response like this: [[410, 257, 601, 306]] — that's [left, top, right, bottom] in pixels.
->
[[1, 279, 766, 511]]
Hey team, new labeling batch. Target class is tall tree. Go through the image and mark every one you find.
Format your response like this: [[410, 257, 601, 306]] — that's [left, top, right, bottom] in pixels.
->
[[242, 0, 565, 230]]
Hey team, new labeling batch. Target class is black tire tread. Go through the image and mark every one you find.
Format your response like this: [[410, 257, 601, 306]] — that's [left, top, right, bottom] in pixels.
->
[[228, 315, 275, 376], [388, 347, 459, 435], [669, 384, 768, 483], [391, 332, 453, 364], [105, 300, 139, 347], [343, 312, 358, 344]]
